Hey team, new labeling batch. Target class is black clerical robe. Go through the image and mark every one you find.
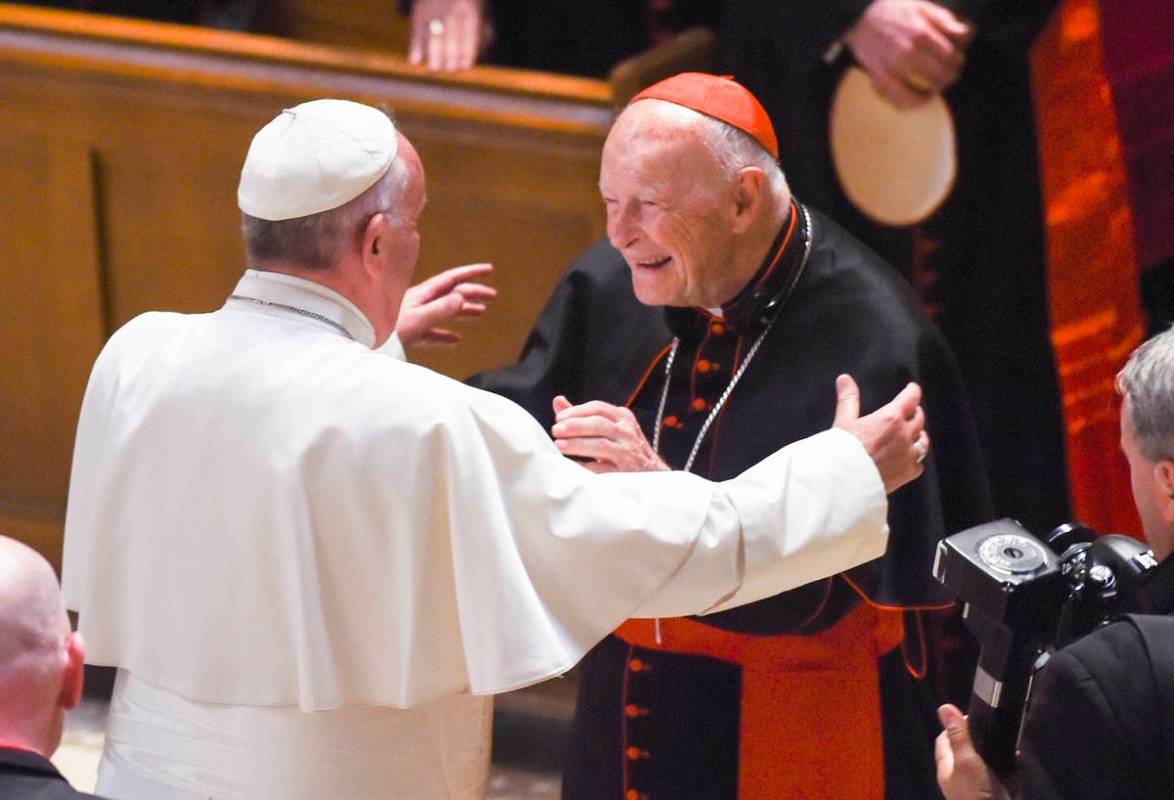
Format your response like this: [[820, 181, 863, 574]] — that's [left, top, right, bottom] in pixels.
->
[[473, 205, 992, 799]]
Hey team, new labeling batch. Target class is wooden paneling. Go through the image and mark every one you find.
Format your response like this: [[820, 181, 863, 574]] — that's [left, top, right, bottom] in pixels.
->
[[0, 3, 613, 565], [255, 0, 411, 56], [0, 131, 106, 569]]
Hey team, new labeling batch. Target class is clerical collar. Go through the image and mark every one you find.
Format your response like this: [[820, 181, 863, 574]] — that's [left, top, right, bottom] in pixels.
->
[[226, 270, 377, 348], [663, 201, 808, 339]]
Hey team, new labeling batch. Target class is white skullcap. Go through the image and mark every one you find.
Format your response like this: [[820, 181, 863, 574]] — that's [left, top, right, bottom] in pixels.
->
[[238, 99, 397, 221]]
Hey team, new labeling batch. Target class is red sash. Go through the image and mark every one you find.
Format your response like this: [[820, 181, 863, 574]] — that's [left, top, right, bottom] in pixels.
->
[[616, 603, 904, 799]]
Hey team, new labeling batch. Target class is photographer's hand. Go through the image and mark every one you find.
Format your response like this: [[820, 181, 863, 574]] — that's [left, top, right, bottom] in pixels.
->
[[935, 704, 1009, 800]]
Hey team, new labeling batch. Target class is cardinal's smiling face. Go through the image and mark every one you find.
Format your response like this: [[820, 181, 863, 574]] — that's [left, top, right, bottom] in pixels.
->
[[599, 103, 747, 310]]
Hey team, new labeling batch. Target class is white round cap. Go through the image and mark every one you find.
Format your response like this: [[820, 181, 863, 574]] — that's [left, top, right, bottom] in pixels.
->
[[238, 99, 397, 221], [830, 67, 956, 227]]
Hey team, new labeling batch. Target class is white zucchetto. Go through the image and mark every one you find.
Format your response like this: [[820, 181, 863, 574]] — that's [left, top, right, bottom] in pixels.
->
[[237, 99, 397, 221]]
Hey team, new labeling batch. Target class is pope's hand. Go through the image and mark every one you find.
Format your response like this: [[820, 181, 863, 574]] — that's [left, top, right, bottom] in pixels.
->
[[408, 0, 493, 72], [395, 262, 496, 348], [843, 0, 973, 109], [833, 374, 929, 494], [550, 396, 670, 473], [934, 704, 1007, 800]]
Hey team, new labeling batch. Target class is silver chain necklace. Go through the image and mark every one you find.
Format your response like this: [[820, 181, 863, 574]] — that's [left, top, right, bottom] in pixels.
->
[[651, 206, 814, 473], [227, 294, 355, 341]]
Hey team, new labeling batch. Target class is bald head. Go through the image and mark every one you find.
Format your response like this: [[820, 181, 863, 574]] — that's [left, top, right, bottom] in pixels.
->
[[0, 536, 69, 672], [607, 100, 788, 202], [0, 535, 84, 757]]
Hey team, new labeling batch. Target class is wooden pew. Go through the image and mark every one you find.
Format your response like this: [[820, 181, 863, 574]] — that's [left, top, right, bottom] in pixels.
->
[[0, 3, 613, 566]]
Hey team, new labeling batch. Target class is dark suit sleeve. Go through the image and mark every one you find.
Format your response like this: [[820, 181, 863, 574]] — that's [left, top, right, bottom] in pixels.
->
[[1015, 623, 1159, 799], [948, 0, 1060, 48], [749, 0, 1061, 62], [825, 0, 1061, 48], [733, 0, 1048, 69]]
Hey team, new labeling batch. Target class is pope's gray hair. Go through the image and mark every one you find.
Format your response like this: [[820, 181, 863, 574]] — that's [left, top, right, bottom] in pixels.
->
[[241, 155, 410, 271], [1118, 327, 1174, 462]]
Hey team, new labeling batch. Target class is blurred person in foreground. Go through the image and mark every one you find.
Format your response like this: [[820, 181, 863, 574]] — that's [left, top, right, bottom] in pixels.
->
[[0, 535, 98, 799]]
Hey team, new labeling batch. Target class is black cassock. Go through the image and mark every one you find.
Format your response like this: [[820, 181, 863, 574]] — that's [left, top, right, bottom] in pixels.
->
[[473, 205, 993, 799]]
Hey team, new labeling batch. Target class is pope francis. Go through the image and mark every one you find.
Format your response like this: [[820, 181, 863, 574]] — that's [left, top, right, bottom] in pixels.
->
[[62, 99, 930, 799]]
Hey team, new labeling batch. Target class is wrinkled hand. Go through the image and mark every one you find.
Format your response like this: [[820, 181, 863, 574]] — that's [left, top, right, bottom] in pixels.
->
[[408, 0, 492, 71], [550, 396, 670, 473], [935, 704, 1007, 800], [843, 0, 972, 109], [396, 262, 496, 348], [833, 374, 929, 494]]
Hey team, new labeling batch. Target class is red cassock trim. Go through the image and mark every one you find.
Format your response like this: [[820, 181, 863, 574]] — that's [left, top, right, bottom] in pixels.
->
[[615, 602, 904, 799]]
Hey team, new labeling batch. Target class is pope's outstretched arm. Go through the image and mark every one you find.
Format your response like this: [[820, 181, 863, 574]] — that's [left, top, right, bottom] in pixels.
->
[[624, 375, 927, 619], [550, 374, 928, 493]]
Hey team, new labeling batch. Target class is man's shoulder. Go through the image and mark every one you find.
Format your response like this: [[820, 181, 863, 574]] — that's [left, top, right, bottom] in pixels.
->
[[788, 207, 950, 360], [1019, 615, 1174, 798], [817, 209, 958, 351], [0, 749, 100, 799], [1036, 617, 1157, 712], [85, 311, 198, 378], [1056, 614, 1174, 680], [804, 207, 925, 309], [114, 309, 193, 335], [92, 308, 489, 427], [325, 351, 541, 438], [1057, 617, 1152, 667], [99, 309, 200, 355]]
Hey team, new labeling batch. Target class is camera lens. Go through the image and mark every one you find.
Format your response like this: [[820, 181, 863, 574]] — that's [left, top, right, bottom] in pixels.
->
[[978, 533, 1048, 575]]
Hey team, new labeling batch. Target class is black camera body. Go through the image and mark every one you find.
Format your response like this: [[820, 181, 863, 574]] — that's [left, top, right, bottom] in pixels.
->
[[933, 518, 1159, 778]]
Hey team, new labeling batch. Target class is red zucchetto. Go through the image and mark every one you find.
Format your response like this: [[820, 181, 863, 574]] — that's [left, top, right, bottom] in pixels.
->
[[631, 72, 779, 159]]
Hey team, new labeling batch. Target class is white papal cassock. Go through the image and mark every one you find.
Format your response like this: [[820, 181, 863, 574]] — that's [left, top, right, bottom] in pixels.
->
[[62, 269, 888, 799]]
